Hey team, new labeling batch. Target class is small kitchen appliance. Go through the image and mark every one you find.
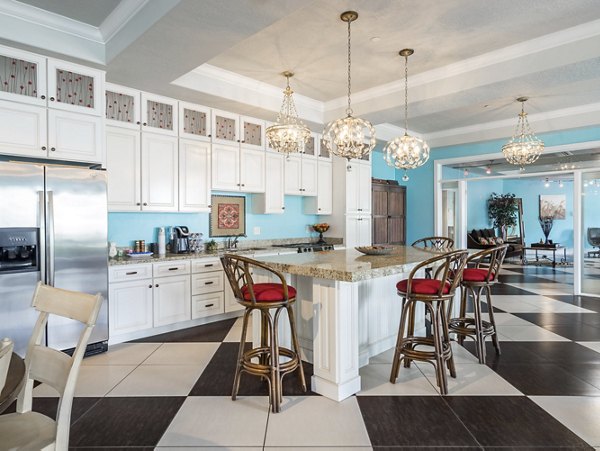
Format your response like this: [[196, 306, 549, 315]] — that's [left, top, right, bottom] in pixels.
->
[[172, 226, 191, 253]]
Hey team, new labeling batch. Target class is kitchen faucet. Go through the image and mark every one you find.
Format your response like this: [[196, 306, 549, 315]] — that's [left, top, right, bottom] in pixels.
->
[[225, 234, 245, 250]]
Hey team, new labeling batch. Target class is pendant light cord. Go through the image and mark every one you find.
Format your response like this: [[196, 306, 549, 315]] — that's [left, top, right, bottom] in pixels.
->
[[346, 19, 352, 116], [404, 53, 409, 135]]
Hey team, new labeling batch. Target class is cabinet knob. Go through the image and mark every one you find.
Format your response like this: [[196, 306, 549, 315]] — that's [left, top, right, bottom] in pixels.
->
[[136, 202, 141, 206], [155, 284, 159, 287], [41, 146, 46, 151], [136, 121, 141, 125], [208, 134, 212, 138], [208, 205, 212, 208], [143, 122, 147, 126], [282, 206, 285, 210], [50, 97, 55, 101], [242, 140, 245, 143], [318, 208, 321, 211], [237, 183, 240, 186], [143, 202, 148, 206], [237, 140, 240, 143], [241, 183, 245, 187], [148, 284, 152, 288], [50, 147, 56, 151], [41, 95, 46, 100]]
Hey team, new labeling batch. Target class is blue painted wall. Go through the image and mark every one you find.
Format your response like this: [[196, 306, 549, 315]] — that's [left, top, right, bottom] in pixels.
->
[[583, 177, 600, 253], [397, 126, 600, 244], [466, 179, 504, 230]]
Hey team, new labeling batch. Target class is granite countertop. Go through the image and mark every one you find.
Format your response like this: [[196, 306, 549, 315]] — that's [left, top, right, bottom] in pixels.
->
[[253, 246, 443, 282]]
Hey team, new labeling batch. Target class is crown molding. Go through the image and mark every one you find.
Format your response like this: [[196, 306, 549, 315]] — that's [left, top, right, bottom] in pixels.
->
[[374, 123, 423, 142], [100, 0, 149, 42], [174, 64, 324, 123]]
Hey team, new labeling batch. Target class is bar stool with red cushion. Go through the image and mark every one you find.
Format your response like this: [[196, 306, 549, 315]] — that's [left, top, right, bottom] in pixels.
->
[[448, 244, 508, 364], [221, 254, 306, 413], [390, 249, 468, 395]]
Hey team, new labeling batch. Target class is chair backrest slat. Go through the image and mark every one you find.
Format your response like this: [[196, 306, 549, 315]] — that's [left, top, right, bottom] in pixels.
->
[[0, 338, 14, 391], [407, 249, 469, 297], [29, 346, 71, 395], [33, 283, 101, 325], [469, 244, 508, 283], [412, 236, 455, 251]]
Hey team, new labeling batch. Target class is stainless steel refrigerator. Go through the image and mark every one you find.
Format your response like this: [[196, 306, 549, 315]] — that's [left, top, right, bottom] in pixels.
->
[[0, 161, 108, 357]]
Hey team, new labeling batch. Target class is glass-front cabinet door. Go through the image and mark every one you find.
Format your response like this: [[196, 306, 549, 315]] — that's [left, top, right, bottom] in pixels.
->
[[317, 134, 331, 159], [0, 45, 47, 106], [47, 59, 104, 116], [141, 92, 178, 136], [105, 83, 141, 130], [179, 101, 211, 141], [211, 109, 238, 145], [239, 115, 265, 150], [581, 171, 600, 297], [303, 133, 317, 158]]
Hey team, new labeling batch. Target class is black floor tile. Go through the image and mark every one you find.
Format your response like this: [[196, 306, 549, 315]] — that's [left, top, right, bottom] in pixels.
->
[[489, 284, 536, 296], [542, 323, 600, 341], [374, 447, 482, 450], [492, 363, 600, 396], [544, 295, 600, 312], [2, 397, 100, 424], [559, 363, 600, 390], [514, 312, 600, 327], [505, 266, 572, 275], [130, 317, 237, 342], [68, 397, 185, 447], [461, 341, 548, 366], [519, 341, 600, 364], [189, 342, 314, 396], [357, 396, 479, 447], [498, 274, 553, 284], [445, 396, 592, 449]]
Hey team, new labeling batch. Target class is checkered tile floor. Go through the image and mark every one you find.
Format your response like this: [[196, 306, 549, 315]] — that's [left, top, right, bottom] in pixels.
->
[[4, 264, 600, 449]]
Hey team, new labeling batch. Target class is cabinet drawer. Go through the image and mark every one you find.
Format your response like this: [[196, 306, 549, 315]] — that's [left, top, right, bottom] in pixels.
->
[[192, 271, 224, 295], [192, 292, 224, 319], [109, 264, 152, 282], [153, 260, 191, 277], [191, 258, 221, 273]]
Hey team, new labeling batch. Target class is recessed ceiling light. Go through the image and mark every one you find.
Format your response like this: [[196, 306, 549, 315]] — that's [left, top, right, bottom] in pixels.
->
[[370, 36, 381, 42]]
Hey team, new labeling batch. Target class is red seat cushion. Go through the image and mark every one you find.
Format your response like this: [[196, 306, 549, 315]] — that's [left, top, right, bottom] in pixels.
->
[[241, 283, 296, 302], [396, 278, 450, 295], [462, 268, 494, 282]]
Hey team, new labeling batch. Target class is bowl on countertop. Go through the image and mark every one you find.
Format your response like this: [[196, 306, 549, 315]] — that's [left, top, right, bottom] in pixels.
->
[[355, 246, 393, 255]]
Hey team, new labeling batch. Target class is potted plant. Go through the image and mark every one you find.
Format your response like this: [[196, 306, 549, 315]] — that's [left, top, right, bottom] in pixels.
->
[[488, 193, 518, 240]]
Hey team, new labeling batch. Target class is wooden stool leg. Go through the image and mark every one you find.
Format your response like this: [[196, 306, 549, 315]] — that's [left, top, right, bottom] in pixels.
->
[[286, 305, 307, 392], [486, 284, 501, 355], [429, 302, 448, 395], [273, 307, 284, 408], [404, 300, 416, 368], [473, 286, 486, 364], [266, 310, 279, 413], [260, 310, 270, 366], [439, 299, 456, 378], [232, 308, 251, 400], [457, 285, 468, 345], [390, 298, 411, 383]]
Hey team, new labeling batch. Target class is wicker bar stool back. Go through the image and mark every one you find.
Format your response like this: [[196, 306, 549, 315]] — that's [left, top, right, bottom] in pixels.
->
[[221, 254, 306, 412], [391, 249, 469, 395], [412, 236, 455, 278], [448, 244, 508, 364]]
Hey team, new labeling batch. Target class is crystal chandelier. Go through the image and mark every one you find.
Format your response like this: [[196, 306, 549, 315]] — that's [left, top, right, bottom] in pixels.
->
[[266, 71, 311, 157], [383, 49, 429, 181], [502, 97, 544, 169], [322, 11, 376, 161]]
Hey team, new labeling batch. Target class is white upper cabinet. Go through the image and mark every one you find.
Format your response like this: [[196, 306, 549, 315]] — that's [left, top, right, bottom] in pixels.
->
[[346, 160, 372, 214], [105, 83, 141, 130], [303, 133, 318, 158], [211, 143, 240, 191], [211, 109, 238, 145], [141, 133, 178, 211], [106, 126, 141, 211], [318, 134, 332, 159], [346, 215, 372, 248], [301, 157, 318, 196], [0, 100, 46, 158], [239, 116, 265, 150], [254, 150, 285, 214], [179, 101, 211, 141], [47, 110, 103, 163], [284, 154, 317, 196], [240, 148, 266, 193], [47, 58, 104, 116], [304, 160, 332, 215], [179, 139, 211, 212], [0, 45, 47, 106], [141, 92, 178, 136]]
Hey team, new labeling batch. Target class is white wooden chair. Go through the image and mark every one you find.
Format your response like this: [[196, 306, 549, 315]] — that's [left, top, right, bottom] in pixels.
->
[[0, 282, 102, 451], [0, 337, 14, 391]]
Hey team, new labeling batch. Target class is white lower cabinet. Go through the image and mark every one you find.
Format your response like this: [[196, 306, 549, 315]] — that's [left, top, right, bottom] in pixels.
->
[[153, 274, 191, 327], [109, 279, 154, 336], [193, 292, 225, 320], [224, 279, 244, 313], [346, 215, 372, 248]]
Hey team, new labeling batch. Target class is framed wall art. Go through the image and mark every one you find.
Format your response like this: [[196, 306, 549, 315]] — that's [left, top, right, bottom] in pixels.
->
[[209, 195, 246, 237], [539, 194, 566, 219]]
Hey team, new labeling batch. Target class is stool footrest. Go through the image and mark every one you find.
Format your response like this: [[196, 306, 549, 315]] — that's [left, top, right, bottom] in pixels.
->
[[241, 346, 300, 376], [449, 317, 495, 337], [398, 336, 452, 362]]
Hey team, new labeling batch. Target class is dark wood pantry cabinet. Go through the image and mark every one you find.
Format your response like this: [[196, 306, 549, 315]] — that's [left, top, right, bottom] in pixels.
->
[[371, 179, 406, 245]]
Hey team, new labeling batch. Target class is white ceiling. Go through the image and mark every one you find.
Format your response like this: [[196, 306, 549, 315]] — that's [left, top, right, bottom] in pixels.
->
[[2, 0, 600, 149]]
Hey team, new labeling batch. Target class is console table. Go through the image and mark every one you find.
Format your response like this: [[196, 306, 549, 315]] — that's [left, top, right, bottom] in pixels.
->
[[522, 244, 567, 268]]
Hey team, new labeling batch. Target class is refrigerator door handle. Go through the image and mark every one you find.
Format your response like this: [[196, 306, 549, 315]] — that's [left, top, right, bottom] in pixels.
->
[[47, 190, 55, 287], [38, 191, 46, 284]]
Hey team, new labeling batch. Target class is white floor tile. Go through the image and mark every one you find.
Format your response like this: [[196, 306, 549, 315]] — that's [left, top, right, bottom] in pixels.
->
[[264, 396, 371, 447], [157, 447, 262, 451], [107, 364, 205, 396], [490, 312, 534, 326], [497, 324, 570, 342], [507, 282, 573, 295], [82, 342, 161, 365], [34, 365, 136, 397], [416, 362, 522, 395], [142, 342, 220, 365], [578, 342, 600, 354], [492, 295, 592, 313], [223, 319, 253, 343], [265, 448, 373, 451], [359, 362, 438, 396], [158, 396, 269, 447], [532, 396, 600, 447], [369, 348, 395, 364]]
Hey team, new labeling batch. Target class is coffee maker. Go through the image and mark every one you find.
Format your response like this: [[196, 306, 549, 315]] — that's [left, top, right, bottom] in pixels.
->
[[171, 226, 190, 254]]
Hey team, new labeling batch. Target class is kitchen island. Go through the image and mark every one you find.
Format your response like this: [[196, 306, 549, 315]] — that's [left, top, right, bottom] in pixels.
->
[[252, 246, 437, 401]]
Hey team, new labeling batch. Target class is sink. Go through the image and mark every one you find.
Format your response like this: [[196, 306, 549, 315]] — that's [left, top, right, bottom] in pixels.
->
[[224, 247, 267, 252]]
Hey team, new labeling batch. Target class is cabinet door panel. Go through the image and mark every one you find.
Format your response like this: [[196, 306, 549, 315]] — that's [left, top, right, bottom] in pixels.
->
[[105, 83, 141, 129], [301, 157, 318, 196], [141, 92, 177, 136], [240, 116, 265, 150], [345, 216, 360, 248], [192, 292, 225, 319], [179, 101, 211, 141], [47, 58, 104, 116], [0, 100, 46, 158], [211, 144, 240, 191], [48, 110, 103, 163], [153, 275, 191, 326], [317, 160, 332, 214], [240, 148, 265, 193], [345, 164, 360, 213], [358, 163, 372, 213], [141, 133, 178, 211], [0, 46, 47, 106], [211, 109, 238, 145], [109, 280, 153, 336], [284, 155, 302, 195], [262, 151, 285, 213], [106, 127, 141, 211], [358, 216, 372, 247], [179, 139, 211, 212]]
